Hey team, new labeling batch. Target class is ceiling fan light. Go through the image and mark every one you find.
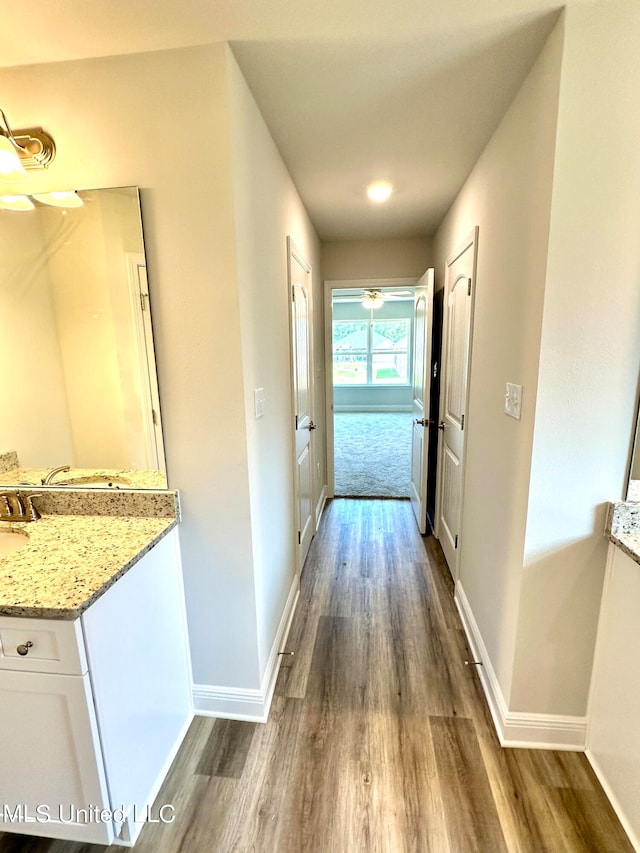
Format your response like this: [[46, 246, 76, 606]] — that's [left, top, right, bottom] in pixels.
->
[[361, 290, 385, 310]]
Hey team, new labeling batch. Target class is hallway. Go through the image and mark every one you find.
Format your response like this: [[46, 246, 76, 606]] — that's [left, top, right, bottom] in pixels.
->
[[1, 500, 631, 852]]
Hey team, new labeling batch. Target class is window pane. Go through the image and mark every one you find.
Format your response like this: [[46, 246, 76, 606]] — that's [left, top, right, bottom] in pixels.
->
[[333, 321, 369, 385], [371, 319, 410, 351], [372, 352, 408, 384], [371, 319, 409, 383], [334, 352, 367, 384]]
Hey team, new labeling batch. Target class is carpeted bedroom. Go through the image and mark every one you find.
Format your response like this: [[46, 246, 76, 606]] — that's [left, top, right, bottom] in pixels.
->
[[333, 411, 413, 498]]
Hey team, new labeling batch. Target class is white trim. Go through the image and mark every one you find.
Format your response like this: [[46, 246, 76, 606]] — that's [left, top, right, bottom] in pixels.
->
[[585, 750, 640, 852], [315, 485, 328, 528], [455, 582, 587, 750], [193, 576, 299, 723]]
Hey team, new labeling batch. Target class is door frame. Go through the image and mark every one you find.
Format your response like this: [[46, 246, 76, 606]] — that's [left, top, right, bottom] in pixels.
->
[[434, 226, 479, 579], [324, 277, 419, 497], [125, 252, 166, 472], [288, 237, 316, 573]]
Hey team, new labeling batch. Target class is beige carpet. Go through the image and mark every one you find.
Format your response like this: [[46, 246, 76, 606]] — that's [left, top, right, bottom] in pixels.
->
[[333, 412, 413, 497]]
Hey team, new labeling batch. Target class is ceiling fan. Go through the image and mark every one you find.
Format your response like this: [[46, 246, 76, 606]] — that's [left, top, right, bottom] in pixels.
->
[[360, 288, 416, 310]]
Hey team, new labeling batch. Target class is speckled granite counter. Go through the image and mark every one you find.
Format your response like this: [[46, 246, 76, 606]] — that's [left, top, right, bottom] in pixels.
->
[[606, 501, 640, 566], [0, 464, 167, 490], [0, 514, 178, 619]]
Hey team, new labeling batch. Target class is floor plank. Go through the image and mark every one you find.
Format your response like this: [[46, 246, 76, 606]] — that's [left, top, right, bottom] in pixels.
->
[[0, 498, 634, 852]]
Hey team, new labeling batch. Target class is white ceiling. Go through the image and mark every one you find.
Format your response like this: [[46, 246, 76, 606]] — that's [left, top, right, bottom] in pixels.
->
[[0, 0, 564, 240]]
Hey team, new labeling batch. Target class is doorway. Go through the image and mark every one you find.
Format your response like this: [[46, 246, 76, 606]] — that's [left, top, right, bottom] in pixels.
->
[[325, 279, 418, 499]]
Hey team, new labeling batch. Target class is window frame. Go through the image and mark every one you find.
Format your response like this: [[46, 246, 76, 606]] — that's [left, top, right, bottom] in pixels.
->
[[332, 316, 412, 387]]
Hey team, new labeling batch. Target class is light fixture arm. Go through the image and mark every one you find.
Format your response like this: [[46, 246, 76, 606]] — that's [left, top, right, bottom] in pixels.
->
[[0, 108, 27, 153]]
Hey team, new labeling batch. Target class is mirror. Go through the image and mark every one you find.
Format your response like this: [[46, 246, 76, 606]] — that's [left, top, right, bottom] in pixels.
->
[[627, 404, 640, 500], [0, 187, 167, 489]]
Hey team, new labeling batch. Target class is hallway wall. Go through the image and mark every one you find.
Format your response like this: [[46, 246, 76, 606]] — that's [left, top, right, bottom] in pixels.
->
[[433, 19, 563, 703], [512, 0, 640, 716], [0, 44, 310, 700], [228, 49, 323, 676], [322, 236, 432, 281]]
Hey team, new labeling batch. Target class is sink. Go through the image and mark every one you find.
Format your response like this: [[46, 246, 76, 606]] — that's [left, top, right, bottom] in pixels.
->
[[55, 476, 132, 489], [0, 529, 29, 558]]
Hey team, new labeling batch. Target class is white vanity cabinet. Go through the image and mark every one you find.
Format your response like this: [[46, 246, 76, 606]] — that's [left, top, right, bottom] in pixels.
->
[[0, 527, 193, 846]]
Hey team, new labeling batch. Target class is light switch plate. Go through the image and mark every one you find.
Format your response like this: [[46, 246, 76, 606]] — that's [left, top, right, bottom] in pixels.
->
[[254, 388, 265, 419], [505, 383, 522, 420]]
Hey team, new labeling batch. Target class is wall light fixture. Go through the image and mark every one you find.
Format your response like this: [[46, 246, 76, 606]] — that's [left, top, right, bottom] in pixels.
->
[[0, 107, 56, 181]]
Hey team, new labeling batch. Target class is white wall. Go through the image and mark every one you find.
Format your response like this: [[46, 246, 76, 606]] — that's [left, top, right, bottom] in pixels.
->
[[322, 237, 432, 281], [433, 21, 563, 701], [512, 0, 640, 716], [227, 48, 323, 674], [0, 45, 261, 689]]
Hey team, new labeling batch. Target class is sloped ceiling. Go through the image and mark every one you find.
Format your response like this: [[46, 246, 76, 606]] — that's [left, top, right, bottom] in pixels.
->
[[0, 0, 564, 239]]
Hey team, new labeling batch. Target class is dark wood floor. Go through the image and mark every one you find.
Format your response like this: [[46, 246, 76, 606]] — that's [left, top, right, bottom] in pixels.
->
[[1, 499, 633, 852]]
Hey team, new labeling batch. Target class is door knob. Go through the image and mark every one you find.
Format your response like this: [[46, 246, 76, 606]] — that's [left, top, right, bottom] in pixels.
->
[[17, 641, 33, 656], [414, 418, 430, 427], [438, 421, 446, 431], [306, 421, 317, 430]]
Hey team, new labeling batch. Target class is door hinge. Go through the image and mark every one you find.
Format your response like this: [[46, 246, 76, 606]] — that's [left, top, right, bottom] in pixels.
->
[[140, 292, 149, 311], [455, 534, 459, 549], [291, 285, 295, 301], [467, 278, 472, 296], [298, 531, 301, 545], [461, 414, 465, 430], [152, 409, 159, 426], [295, 414, 299, 430]]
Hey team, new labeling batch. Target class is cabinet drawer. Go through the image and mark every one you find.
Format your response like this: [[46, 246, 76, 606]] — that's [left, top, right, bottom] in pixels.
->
[[0, 617, 87, 675]]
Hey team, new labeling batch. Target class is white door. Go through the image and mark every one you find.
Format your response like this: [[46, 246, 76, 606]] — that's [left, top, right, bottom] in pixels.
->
[[435, 228, 478, 576], [288, 238, 315, 572], [409, 268, 434, 533]]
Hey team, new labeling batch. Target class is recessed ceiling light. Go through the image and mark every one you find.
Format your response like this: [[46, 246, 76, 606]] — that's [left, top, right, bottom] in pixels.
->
[[366, 181, 393, 203]]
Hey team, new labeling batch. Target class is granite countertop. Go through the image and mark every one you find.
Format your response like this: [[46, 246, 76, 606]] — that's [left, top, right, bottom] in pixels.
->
[[606, 501, 640, 566], [0, 514, 177, 620], [0, 466, 167, 490]]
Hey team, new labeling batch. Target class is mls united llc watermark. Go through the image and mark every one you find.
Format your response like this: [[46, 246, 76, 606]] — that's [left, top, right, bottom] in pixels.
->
[[1, 803, 175, 825]]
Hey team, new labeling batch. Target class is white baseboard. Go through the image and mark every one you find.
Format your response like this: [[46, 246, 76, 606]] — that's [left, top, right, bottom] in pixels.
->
[[455, 582, 587, 751], [585, 750, 640, 852], [315, 485, 328, 528], [192, 575, 299, 723]]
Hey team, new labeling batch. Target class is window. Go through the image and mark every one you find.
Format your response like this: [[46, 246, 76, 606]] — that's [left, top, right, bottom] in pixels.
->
[[333, 318, 410, 385]]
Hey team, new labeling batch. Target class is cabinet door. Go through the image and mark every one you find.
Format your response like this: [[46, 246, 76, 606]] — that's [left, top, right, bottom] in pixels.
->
[[0, 670, 114, 845]]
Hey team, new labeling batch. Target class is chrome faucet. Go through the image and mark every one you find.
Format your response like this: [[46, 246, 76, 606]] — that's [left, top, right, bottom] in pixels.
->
[[41, 465, 71, 486]]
